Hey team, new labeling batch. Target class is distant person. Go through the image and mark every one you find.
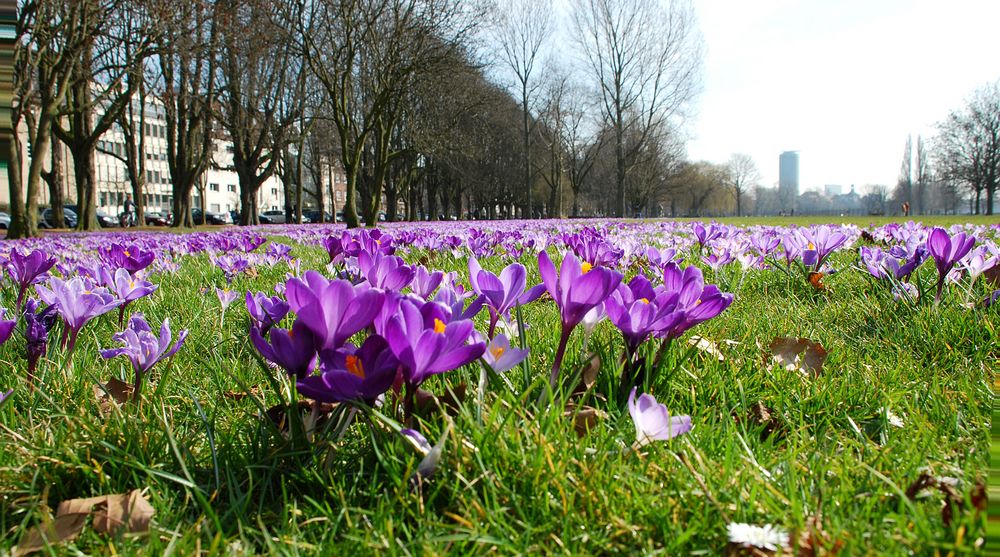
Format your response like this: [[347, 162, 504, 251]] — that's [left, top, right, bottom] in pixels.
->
[[122, 193, 137, 227], [901, 201, 910, 217]]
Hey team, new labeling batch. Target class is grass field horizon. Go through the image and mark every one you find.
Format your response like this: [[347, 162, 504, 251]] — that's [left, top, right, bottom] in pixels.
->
[[0, 217, 994, 555]]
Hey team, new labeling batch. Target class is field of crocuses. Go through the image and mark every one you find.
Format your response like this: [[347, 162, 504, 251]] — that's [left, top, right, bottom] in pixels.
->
[[0, 219, 996, 555]]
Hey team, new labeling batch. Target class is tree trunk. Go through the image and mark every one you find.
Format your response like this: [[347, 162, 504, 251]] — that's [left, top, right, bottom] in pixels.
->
[[5, 132, 36, 238], [71, 143, 99, 230], [43, 137, 65, 227]]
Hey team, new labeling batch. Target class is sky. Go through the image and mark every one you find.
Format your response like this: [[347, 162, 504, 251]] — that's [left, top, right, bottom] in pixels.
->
[[684, 0, 1000, 194]]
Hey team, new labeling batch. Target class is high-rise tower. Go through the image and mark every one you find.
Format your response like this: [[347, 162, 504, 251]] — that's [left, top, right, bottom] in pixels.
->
[[779, 151, 799, 213]]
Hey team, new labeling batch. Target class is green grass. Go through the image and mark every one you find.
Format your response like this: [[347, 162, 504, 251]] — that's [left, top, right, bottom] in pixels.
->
[[0, 226, 994, 555]]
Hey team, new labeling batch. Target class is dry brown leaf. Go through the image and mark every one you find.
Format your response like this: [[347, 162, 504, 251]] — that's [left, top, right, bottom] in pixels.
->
[[96, 378, 133, 405], [222, 385, 262, 401], [689, 336, 726, 361], [414, 384, 466, 418], [768, 337, 828, 378], [794, 510, 846, 557], [748, 401, 785, 442], [90, 490, 155, 534], [17, 490, 155, 555], [807, 272, 828, 292], [564, 404, 606, 437], [570, 353, 602, 396], [16, 514, 89, 555]]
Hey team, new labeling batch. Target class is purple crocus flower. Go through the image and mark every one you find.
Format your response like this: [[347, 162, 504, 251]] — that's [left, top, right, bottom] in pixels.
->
[[216, 287, 239, 311], [245, 291, 290, 334], [296, 334, 399, 403], [108, 267, 158, 326], [538, 251, 622, 331], [468, 257, 545, 338], [0, 388, 11, 407], [657, 263, 734, 339], [97, 243, 155, 274], [692, 223, 723, 248], [358, 251, 415, 291], [482, 333, 529, 374], [628, 387, 692, 448], [211, 254, 250, 283], [35, 276, 123, 353], [538, 250, 622, 388], [0, 308, 15, 346], [410, 266, 444, 300], [101, 313, 187, 401], [798, 226, 848, 269], [6, 249, 57, 311], [384, 297, 485, 388], [605, 276, 681, 354], [23, 298, 56, 386], [927, 227, 976, 302], [250, 321, 317, 379], [284, 271, 384, 351]]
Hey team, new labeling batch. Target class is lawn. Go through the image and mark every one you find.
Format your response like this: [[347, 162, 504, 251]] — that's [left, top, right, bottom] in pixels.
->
[[0, 218, 995, 555]]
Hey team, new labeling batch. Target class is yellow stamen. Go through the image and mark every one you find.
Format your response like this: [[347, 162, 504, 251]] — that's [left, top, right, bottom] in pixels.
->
[[581, 262, 593, 274], [129, 281, 135, 289], [346, 354, 365, 378], [807, 242, 815, 251], [124, 250, 131, 257], [433, 318, 446, 334], [491, 346, 505, 360], [695, 299, 702, 306], [639, 298, 650, 304]]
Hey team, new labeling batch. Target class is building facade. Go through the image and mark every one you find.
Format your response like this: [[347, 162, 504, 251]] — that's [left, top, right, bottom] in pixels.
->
[[1, 97, 285, 219]]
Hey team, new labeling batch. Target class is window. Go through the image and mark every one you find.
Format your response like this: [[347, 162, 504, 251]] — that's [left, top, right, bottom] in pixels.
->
[[225, 203, 232, 211], [227, 184, 235, 192], [210, 203, 221, 212], [209, 183, 220, 192], [271, 188, 278, 196], [146, 170, 153, 184]]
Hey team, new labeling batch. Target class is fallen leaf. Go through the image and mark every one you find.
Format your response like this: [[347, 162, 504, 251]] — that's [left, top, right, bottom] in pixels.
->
[[794, 510, 846, 557], [414, 384, 466, 418], [564, 403, 607, 437], [17, 490, 155, 555], [95, 377, 133, 406], [807, 272, 827, 291], [571, 353, 601, 396], [90, 490, 155, 534], [768, 337, 828, 378], [689, 336, 726, 361], [747, 401, 785, 441], [222, 385, 262, 401], [16, 515, 89, 555], [264, 400, 336, 436]]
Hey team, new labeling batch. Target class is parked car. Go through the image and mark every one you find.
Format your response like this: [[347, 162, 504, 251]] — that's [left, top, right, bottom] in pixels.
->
[[0, 212, 10, 230], [303, 209, 334, 223], [191, 208, 232, 225], [259, 210, 286, 224], [39, 207, 77, 229], [144, 211, 171, 226], [65, 205, 119, 228]]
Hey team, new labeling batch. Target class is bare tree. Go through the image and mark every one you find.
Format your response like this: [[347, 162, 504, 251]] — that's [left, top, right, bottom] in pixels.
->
[[8, 1, 95, 238], [933, 81, 999, 215], [152, 0, 219, 228], [492, 0, 552, 219], [296, 0, 480, 228], [571, 0, 702, 218], [217, 0, 306, 226], [726, 153, 758, 217], [53, 0, 154, 231]]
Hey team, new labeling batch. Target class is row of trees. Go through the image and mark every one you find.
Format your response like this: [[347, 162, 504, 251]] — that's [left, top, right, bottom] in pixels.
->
[[8, 0, 717, 236], [893, 81, 1000, 215]]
